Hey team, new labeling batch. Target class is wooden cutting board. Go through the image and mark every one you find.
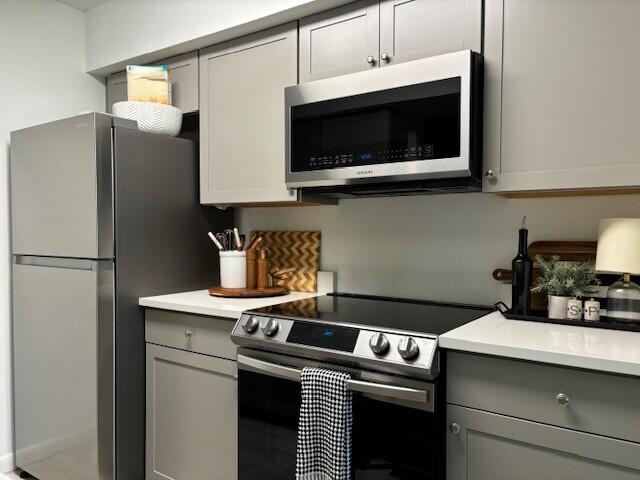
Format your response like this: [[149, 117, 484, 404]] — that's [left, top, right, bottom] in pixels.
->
[[209, 286, 288, 298], [249, 231, 321, 292]]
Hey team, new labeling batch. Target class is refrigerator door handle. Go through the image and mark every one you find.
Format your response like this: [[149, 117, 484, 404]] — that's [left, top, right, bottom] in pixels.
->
[[13, 255, 109, 271]]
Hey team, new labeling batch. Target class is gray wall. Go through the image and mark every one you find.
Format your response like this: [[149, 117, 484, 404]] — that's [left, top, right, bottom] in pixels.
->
[[239, 192, 640, 305]]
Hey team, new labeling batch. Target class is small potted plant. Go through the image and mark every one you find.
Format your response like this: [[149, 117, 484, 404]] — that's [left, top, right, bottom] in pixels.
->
[[531, 256, 600, 319]]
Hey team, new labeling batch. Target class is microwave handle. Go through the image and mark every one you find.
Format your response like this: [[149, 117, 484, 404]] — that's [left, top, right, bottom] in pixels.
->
[[237, 354, 430, 404]]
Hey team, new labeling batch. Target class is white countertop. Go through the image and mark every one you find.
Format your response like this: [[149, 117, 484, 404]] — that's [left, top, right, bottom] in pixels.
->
[[440, 310, 640, 377], [139, 271, 335, 319], [139, 289, 325, 319]]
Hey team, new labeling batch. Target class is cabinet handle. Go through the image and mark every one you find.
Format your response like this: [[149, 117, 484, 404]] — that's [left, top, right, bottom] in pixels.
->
[[366, 56, 376, 65], [184, 329, 193, 338], [485, 169, 495, 179], [381, 52, 391, 63], [556, 393, 570, 407], [449, 422, 461, 435]]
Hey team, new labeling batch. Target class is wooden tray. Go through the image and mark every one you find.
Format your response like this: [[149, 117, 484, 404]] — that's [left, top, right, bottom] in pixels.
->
[[208, 286, 288, 298]]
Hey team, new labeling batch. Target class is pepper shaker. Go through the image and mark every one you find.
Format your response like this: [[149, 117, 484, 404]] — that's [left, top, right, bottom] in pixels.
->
[[584, 298, 601, 322]]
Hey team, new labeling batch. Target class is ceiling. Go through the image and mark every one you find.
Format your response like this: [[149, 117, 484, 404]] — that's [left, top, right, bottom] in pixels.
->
[[56, 0, 110, 11]]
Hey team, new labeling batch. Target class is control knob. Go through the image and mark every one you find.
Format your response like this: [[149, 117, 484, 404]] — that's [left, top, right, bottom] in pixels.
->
[[398, 336, 420, 360], [262, 318, 280, 337], [242, 316, 259, 334], [369, 332, 390, 356]]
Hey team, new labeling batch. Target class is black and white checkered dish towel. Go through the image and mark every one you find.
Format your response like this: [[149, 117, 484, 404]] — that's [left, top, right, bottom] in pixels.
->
[[296, 367, 353, 480]]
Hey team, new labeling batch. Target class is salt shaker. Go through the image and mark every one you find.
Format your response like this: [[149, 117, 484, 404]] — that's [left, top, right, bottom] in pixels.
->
[[566, 298, 583, 320]]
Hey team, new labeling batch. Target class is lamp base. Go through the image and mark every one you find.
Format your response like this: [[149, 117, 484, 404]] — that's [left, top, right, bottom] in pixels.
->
[[607, 274, 640, 323]]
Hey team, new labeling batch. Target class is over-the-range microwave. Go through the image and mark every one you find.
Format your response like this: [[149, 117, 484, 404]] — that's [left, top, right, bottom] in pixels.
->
[[285, 50, 483, 197]]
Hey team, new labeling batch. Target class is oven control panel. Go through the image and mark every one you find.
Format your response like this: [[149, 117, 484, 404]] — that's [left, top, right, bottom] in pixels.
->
[[232, 314, 437, 370], [353, 330, 437, 368]]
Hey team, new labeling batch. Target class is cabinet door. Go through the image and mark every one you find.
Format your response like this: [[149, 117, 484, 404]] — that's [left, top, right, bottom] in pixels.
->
[[165, 51, 199, 113], [146, 344, 237, 480], [106, 72, 127, 114], [484, 0, 640, 193], [106, 51, 198, 114], [379, 0, 482, 67], [300, 1, 379, 82], [447, 405, 640, 480], [200, 23, 298, 205]]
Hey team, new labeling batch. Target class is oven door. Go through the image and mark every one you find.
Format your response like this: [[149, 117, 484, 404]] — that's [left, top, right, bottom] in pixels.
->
[[285, 49, 481, 189], [237, 351, 443, 480]]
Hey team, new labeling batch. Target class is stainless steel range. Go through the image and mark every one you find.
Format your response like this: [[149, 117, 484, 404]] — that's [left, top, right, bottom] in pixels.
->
[[231, 293, 490, 480]]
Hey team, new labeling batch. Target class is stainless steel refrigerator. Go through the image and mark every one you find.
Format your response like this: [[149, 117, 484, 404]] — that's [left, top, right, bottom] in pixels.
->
[[10, 113, 233, 480]]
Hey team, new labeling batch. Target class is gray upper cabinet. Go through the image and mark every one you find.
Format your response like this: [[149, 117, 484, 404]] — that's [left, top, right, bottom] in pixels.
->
[[447, 406, 640, 480], [378, 0, 482, 68], [300, 0, 482, 82], [483, 0, 640, 194], [199, 23, 298, 205], [146, 344, 237, 480], [106, 72, 127, 114], [299, 1, 379, 82], [106, 51, 199, 114]]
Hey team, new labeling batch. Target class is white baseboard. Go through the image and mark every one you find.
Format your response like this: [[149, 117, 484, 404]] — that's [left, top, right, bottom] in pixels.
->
[[0, 451, 15, 474]]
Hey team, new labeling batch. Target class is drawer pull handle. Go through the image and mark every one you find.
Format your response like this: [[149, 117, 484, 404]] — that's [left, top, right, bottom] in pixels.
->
[[556, 393, 570, 406], [184, 329, 193, 338], [449, 422, 461, 435]]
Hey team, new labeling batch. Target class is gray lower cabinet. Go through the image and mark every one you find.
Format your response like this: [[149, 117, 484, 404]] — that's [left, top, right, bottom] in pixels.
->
[[299, 0, 482, 82], [145, 309, 238, 480], [199, 23, 298, 205], [483, 0, 640, 193], [447, 406, 640, 480], [447, 352, 640, 479], [106, 51, 199, 114], [146, 344, 237, 480]]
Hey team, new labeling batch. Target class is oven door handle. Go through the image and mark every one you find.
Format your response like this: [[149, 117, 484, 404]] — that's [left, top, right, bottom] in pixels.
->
[[237, 354, 430, 404]]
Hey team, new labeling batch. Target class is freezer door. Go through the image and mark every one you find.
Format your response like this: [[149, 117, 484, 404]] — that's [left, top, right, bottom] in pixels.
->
[[12, 256, 114, 480], [10, 113, 114, 258]]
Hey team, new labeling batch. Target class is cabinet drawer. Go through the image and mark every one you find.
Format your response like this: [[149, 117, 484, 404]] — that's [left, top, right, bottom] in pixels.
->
[[145, 309, 236, 360], [447, 352, 640, 443]]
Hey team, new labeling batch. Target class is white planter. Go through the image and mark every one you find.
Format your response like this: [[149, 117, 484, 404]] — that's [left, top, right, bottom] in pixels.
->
[[548, 295, 569, 320]]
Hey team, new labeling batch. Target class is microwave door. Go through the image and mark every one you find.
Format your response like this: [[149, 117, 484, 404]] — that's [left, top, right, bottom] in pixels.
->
[[285, 50, 479, 190]]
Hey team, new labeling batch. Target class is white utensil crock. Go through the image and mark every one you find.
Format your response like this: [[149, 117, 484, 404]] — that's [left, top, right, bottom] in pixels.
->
[[220, 251, 246, 289]]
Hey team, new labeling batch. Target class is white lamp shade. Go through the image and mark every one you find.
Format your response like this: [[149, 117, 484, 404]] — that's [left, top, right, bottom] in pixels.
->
[[595, 218, 640, 275]]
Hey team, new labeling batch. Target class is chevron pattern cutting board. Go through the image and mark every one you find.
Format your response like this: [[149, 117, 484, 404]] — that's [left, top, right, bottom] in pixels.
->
[[249, 231, 321, 292]]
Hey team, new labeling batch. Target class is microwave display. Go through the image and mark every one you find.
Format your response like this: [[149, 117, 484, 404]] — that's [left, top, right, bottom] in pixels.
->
[[290, 77, 461, 173]]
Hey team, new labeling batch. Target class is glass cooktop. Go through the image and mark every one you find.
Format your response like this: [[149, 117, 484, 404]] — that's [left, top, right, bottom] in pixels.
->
[[248, 293, 492, 336]]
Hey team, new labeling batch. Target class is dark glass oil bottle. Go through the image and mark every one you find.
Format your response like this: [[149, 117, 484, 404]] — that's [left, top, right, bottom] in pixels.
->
[[511, 217, 533, 315]]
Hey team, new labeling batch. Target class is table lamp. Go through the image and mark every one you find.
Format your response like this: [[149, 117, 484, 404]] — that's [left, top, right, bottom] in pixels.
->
[[595, 218, 640, 323]]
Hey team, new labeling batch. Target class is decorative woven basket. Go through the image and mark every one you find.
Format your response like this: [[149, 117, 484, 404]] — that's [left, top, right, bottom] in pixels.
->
[[112, 101, 182, 136]]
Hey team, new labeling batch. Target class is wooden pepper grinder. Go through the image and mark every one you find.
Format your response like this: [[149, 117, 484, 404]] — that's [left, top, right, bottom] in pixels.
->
[[246, 249, 257, 289], [257, 249, 269, 289]]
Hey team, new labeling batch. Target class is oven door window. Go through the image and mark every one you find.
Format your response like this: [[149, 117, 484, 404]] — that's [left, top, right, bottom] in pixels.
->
[[290, 78, 461, 173], [239, 370, 439, 480]]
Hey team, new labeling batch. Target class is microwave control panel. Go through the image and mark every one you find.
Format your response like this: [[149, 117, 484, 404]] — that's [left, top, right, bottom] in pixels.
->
[[305, 144, 435, 170]]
